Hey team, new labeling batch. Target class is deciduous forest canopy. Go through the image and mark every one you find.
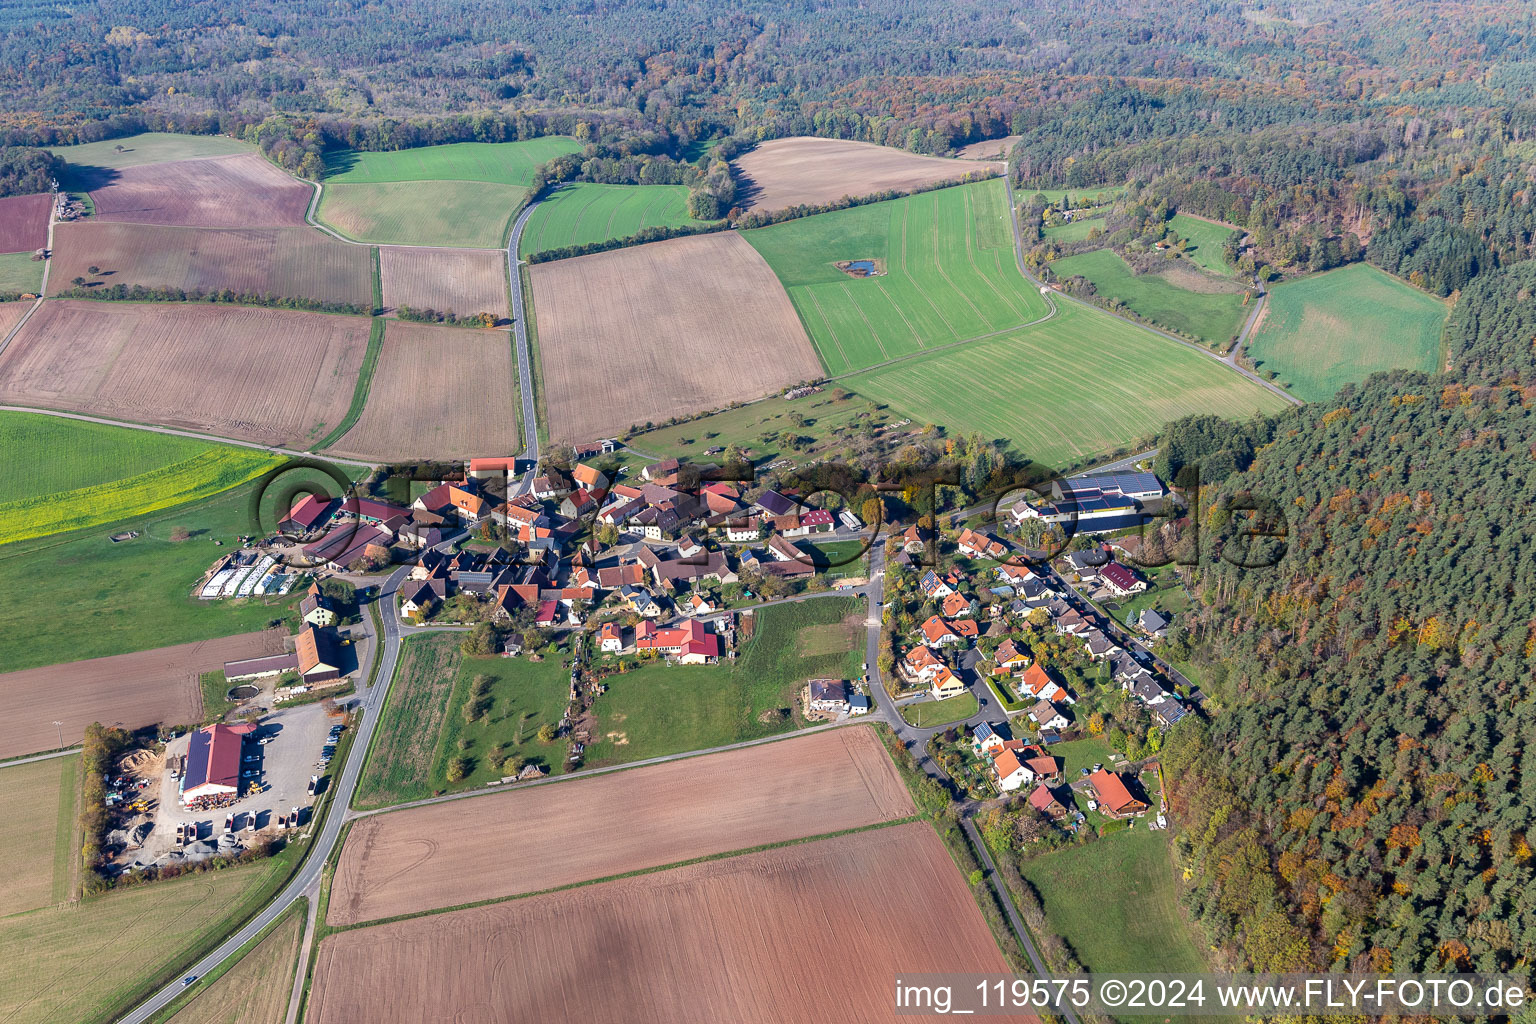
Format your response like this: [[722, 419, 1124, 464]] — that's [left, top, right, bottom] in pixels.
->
[[6, 0, 1536, 987]]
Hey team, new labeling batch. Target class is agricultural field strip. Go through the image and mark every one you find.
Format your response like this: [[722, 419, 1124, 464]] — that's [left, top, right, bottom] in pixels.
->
[[330, 726, 913, 925], [307, 823, 1031, 1024]]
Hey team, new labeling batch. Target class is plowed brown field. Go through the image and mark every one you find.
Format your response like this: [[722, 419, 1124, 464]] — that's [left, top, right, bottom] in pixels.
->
[[530, 231, 819, 441], [325, 319, 520, 462], [88, 154, 311, 227], [0, 631, 284, 758], [0, 301, 371, 446], [48, 222, 372, 308], [733, 137, 1002, 212], [0, 301, 30, 336], [309, 823, 1033, 1024], [0, 194, 50, 252], [955, 135, 1021, 160], [330, 727, 912, 925], [378, 246, 508, 320]]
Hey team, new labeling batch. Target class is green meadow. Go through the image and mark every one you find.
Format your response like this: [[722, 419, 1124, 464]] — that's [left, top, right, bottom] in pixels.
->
[[520, 182, 712, 255], [743, 180, 1050, 375], [48, 132, 253, 171], [1168, 213, 1240, 275], [1052, 248, 1249, 347], [845, 301, 1290, 469], [0, 252, 44, 292], [1246, 263, 1448, 402]]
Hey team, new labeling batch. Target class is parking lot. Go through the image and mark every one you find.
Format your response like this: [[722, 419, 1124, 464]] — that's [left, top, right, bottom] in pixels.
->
[[139, 701, 344, 863]]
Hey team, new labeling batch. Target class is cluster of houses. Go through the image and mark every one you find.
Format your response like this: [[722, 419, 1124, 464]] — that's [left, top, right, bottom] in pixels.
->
[[898, 511, 1187, 738], [1011, 470, 1165, 535], [279, 454, 860, 663], [971, 720, 1150, 822]]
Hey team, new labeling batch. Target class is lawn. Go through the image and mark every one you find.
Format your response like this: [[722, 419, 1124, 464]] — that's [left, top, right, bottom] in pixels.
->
[[430, 648, 574, 787], [1246, 263, 1448, 403], [519, 183, 714, 256], [1043, 216, 1104, 242], [845, 301, 1290, 471], [0, 251, 43, 292], [584, 597, 865, 768], [742, 179, 1050, 375], [0, 847, 300, 1024], [900, 692, 978, 727], [0, 481, 317, 672], [1051, 248, 1248, 346], [1020, 186, 1125, 206], [159, 900, 304, 1024], [800, 538, 870, 575], [1021, 825, 1220, 1022], [321, 138, 580, 184], [1169, 214, 1239, 276], [0, 754, 78, 917], [49, 132, 253, 172]]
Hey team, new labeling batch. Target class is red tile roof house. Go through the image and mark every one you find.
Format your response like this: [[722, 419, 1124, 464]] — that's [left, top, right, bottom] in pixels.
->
[[1029, 783, 1072, 820], [956, 527, 1008, 560], [635, 619, 720, 664], [180, 722, 257, 804], [599, 622, 625, 653], [920, 615, 962, 647], [1086, 769, 1149, 818]]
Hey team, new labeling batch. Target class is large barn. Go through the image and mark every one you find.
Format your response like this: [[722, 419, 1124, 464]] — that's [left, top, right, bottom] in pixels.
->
[[180, 722, 257, 804]]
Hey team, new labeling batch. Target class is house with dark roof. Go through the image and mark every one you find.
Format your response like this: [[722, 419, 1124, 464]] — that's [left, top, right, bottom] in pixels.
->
[[753, 489, 796, 518], [299, 583, 336, 627], [808, 679, 851, 713], [401, 578, 448, 618], [1099, 562, 1146, 597], [1136, 608, 1170, 638], [1029, 699, 1069, 730]]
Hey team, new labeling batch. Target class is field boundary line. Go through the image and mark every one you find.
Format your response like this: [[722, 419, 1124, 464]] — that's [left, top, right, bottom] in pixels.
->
[[313, 317, 385, 453], [0, 405, 376, 467], [348, 717, 870, 821], [324, 813, 919, 934]]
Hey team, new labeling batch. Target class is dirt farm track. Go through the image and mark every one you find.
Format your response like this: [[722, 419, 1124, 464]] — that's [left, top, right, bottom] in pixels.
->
[[86, 154, 312, 228], [732, 137, 1004, 212], [530, 231, 821, 441], [330, 727, 914, 925], [310, 822, 1034, 1024], [0, 631, 284, 759], [0, 301, 371, 447]]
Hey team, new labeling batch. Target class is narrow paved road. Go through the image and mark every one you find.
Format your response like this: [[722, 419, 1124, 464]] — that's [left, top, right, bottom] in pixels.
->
[[0, 197, 57, 356], [505, 201, 542, 479], [119, 561, 417, 1023]]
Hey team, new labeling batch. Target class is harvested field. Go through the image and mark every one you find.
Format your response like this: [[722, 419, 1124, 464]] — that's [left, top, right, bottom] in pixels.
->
[[0, 755, 77, 917], [325, 320, 520, 461], [310, 823, 1031, 1024], [0, 193, 50, 252], [47, 221, 373, 308], [0, 300, 30, 336], [0, 301, 371, 446], [49, 132, 253, 171], [530, 231, 819, 441], [378, 246, 508, 320], [331, 727, 912, 924], [317, 180, 527, 248], [86, 154, 311, 228], [956, 134, 1021, 160], [733, 137, 1001, 212], [165, 903, 304, 1024], [0, 631, 284, 759]]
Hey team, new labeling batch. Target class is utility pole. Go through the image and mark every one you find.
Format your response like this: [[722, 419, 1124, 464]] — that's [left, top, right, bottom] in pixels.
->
[[53, 720, 64, 749]]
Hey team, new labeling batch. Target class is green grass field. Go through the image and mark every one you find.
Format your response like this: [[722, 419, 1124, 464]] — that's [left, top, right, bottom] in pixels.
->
[[742, 180, 1050, 375], [1169, 214, 1239, 275], [49, 132, 253, 172], [0, 252, 43, 292], [584, 597, 865, 768], [519, 182, 713, 255], [315, 137, 582, 248], [1052, 249, 1248, 346], [1021, 186, 1125, 206], [0, 755, 78, 917], [1043, 216, 1104, 242], [1246, 263, 1449, 403], [317, 180, 528, 248], [846, 301, 1290, 469], [0, 481, 318, 672], [321, 138, 579, 184], [0, 849, 298, 1024], [1021, 825, 1223, 1024], [431, 648, 573, 785], [900, 692, 978, 727], [0, 415, 279, 544], [623, 389, 900, 465]]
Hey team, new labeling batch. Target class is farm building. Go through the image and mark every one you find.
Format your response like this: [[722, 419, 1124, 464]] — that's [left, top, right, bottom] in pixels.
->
[[180, 722, 257, 804], [297, 625, 344, 683]]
